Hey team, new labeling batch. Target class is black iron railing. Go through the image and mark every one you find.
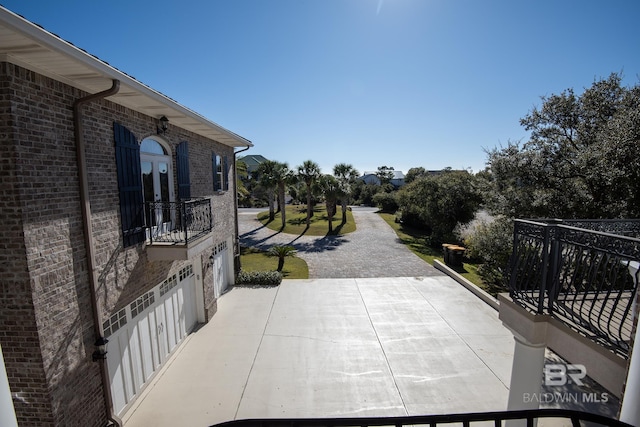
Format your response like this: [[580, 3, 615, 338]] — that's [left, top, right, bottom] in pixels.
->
[[145, 198, 213, 244], [211, 409, 632, 427], [508, 219, 640, 358]]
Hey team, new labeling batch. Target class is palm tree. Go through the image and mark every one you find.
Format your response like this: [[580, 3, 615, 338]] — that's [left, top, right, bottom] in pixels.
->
[[256, 160, 279, 221], [333, 163, 360, 224], [272, 162, 293, 229], [236, 159, 250, 202], [267, 245, 297, 272], [319, 175, 341, 233], [296, 160, 321, 226]]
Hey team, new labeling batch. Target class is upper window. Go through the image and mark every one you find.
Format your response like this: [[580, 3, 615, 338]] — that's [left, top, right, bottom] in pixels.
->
[[141, 138, 168, 155], [213, 153, 223, 191]]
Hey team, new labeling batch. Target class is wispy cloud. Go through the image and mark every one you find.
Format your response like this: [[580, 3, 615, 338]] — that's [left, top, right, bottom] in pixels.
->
[[376, 0, 384, 15]]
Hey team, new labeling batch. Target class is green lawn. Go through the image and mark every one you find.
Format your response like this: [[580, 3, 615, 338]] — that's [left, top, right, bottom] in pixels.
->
[[258, 205, 356, 236], [239, 246, 309, 279], [378, 212, 490, 294]]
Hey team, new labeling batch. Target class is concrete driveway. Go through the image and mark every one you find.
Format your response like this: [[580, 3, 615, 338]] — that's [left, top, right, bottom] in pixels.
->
[[123, 277, 515, 426], [239, 207, 441, 278]]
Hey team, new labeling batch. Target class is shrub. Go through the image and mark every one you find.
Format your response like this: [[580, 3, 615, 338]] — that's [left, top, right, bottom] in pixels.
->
[[235, 270, 283, 286], [456, 215, 513, 291], [396, 171, 483, 246], [267, 245, 297, 271], [373, 192, 399, 213]]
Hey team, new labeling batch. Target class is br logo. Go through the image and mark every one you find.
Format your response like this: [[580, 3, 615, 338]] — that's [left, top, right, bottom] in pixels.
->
[[544, 364, 586, 386]]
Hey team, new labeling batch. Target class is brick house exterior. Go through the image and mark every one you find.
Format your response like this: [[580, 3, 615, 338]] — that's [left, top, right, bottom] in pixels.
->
[[0, 6, 252, 426]]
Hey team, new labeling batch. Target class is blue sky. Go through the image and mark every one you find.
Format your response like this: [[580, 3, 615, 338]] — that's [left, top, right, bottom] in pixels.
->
[[4, 0, 639, 175]]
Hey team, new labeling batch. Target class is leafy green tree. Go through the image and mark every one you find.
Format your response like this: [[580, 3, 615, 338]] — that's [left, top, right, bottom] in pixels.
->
[[405, 167, 429, 184], [333, 163, 360, 223], [397, 170, 483, 245], [375, 166, 395, 188], [353, 180, 384, 206], [256, 160, 279, 221], [297, 160, 322, 226], [487, 72, 640, 219]]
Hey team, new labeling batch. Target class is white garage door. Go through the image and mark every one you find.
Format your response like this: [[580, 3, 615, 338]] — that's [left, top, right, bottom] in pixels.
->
[[213, 241, 229, 298], [104, 264, 197, 415]]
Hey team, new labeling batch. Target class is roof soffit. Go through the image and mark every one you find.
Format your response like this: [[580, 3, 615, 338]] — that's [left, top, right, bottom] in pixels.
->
[[0, 7, 252, 148]]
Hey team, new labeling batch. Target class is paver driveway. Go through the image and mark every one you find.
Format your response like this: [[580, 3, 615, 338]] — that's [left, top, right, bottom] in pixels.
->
[[239, 207, 441, 278]]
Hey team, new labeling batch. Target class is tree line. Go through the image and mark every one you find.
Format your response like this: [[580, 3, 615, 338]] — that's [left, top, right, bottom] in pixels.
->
[[238, 160, 360, 233], [239, 72, 640, 290]]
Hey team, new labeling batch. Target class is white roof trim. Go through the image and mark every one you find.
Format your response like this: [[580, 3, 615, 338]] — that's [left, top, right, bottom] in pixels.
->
[[0, 6, 252, 148]]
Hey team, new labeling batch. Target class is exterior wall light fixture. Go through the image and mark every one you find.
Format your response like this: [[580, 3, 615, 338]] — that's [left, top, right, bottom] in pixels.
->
[[92, 336, 109, 361], [158, 115, 169, 134]]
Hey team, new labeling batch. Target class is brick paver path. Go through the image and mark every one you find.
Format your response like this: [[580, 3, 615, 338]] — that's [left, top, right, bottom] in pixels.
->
[[238, 207, 442, 278]]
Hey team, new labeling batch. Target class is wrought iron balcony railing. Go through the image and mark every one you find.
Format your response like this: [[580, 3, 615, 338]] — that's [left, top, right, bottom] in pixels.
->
[[211, 409, 632, 427], [507, 219, 640, 358], [145, 198, 213, 245]]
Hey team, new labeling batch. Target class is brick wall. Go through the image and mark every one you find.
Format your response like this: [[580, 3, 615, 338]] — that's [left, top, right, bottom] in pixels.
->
[[0, 62, 239, 425]]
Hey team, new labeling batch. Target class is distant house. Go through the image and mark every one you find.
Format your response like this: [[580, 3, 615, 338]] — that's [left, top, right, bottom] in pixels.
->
[[238, 154, 270, 174], [360, 170, 406, 188], [0, 6, 251, 426]]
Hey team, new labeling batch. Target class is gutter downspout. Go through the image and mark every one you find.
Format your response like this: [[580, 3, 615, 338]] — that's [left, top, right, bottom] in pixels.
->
[[233, 145, 251, 273], [73, 79, 122, 427]]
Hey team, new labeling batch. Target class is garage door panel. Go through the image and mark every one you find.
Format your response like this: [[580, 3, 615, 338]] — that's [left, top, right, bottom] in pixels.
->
[[137, 316, 155, 382], [177, 286, 186, 337], [108, 336, 127, 413], [128, 323, 144, 393], [164, 296, 177, 352], [119, 333, 136, 403], [155, 303, 168, 362]]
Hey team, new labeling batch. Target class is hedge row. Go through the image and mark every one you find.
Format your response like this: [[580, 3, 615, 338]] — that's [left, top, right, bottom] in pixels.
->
[[235, 270, 283, 286]]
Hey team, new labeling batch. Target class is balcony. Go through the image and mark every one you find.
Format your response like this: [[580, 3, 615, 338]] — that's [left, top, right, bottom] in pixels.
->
[[506, 219, 640, 357], [499, 219, 640, 397], [145, 198, 214, 261]]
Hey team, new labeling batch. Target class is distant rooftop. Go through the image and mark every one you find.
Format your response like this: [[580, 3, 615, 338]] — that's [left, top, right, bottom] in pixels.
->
[[362, 170, 405, 179], [238, 154, 270, 172]]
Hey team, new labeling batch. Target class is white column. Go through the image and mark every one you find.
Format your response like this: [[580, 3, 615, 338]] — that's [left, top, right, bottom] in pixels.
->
[[621, 328, 640, 426], [620, 263, 640, 426], [507, 335, 546, 412], [0, 344, 18, 427]]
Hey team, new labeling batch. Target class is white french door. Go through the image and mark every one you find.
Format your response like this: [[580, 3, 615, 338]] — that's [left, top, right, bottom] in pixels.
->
[[141, 152, 175, 236]]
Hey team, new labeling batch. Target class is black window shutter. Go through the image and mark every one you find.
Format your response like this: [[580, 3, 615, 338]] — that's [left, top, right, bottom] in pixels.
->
[[212, 152, 220, 191], [223, 155, 230, 191], [176, 141, 191, 200], [114, 122, 145, 247]]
